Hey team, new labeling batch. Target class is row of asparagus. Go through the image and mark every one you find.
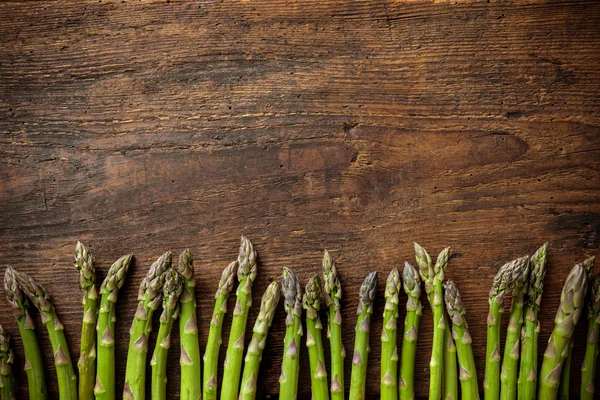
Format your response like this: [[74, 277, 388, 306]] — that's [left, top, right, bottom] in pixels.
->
[[0, 237, 597, 400]]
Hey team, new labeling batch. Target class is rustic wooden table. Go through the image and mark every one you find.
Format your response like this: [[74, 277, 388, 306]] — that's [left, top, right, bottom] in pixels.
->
[[1, 0, 599, 398]]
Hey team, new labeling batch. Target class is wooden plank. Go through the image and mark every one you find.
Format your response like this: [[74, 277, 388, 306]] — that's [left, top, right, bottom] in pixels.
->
[[0, 0, 599, 398]]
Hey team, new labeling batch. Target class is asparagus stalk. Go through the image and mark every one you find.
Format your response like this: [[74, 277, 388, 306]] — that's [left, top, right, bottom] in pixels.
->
[[0, 324, 14, 400], [323, 250, 345, 400], [581, 270, 600, 400], [94, 253, 133, 400], [178, 249, 202, 400], [73, 242, 98, 400], [380, 269, 400, 400], [500, 256, 531, 400], [349, 271, 378, 400], [220, 236, 258, 400], [399, 262, 422, 400], [279, 267, 303, 400], [239, 281, 281, 400], [15, 269, 77, 400], [151, 269, 183, 400], [444, 280, 479, 399], [303, 275, 329, 400], [558, 340, 573, 400], [414, 244, 449, 400], [124, 251, 172, 400], [484, 257, 529, 400], [558, 256, 594, 399], [3, 266, 47, 400], [444, 318, 459, 400], [537, 261, 589, 399], [518, 243, 548, 400], [203, 260, 237, 400]]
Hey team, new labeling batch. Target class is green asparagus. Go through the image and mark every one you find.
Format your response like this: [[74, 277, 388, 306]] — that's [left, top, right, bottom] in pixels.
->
[[3, 266, 47, 400], [220, 236, 258, 400], [151, 269, 183, 400], [73, 242, 98, 400], [581, 269, 600, 400], [94, 254, 133, 400], [399, 262, 422, 400], [178, 249, 201, 400], [239, 281, 281, 400], [558, 256, 594, 399], [414, 244, 449, 400], [349, 271, 378, 400], [203, 260, 237, 400], [279, 267, 303, 400], [124, 251, 172, 400], [484, 257, 529, 400], [444, 280, 479, 400], [303, 275, 329, 400], [518, 243, 548, 400], [15, 269, 77, 400], [323, 250, 345, 400], [380, 269, 400, 400], [500, 256, 531, 400], [0, 324, 14, 400], [537, 261, 588, 399]]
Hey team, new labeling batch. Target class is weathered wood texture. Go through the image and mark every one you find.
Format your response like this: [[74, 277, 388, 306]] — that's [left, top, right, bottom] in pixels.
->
[[1, 0, 599, 398]]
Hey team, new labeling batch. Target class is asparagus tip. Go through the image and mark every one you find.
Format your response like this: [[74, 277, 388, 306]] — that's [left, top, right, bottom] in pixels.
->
[[178, 249, 194, 281], [254, 281, 281, 334], [323, 250, 341, 309], [74, 241, 95, 290], [358, 271, 378, 314], [161, 269, 184, 319], [282, 267, 302, 317], [216, 260, 237, 298], [238, 236, 257, 282], [303, 275, 322, 318], [414, 242, 432, 280], [100, 253, 133, 296]]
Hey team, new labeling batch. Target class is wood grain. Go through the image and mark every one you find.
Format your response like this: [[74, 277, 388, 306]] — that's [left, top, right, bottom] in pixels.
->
[[0, 0, 599, 398]]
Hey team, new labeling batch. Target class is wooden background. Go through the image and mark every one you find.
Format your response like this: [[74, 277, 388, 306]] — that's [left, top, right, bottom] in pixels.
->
[[1, 0, 599, 398]]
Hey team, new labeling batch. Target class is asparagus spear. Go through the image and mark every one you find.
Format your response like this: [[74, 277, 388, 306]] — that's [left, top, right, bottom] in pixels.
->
[[0, 324, 14, 400], [303, 275, 329, 400], [558, 256, 594, 399], [518, 243, 548, 400], [73, 242, 98, 400], [500, 256, 531, 400], [178, 249, 201, 400], [444, 280, 479, 399], [279, 267, 303, 400], [537, 260, 589, 399], [323, 250, 345, 400], [399, 262, 422, 400], [220, 236, 258, 400], [3, 266, 47, 400], [380, 269, 400, 400], [484, 256, 529, 400], [151, 269, 183, 400], [349, 271, 378, 400], [15, 268, 77, 400], [124, 251, 172, 400], [94, 254, 133, 400], [414, 244, 449, 400], [203, 260, 237, 400], [444, 318, 459, 400], [581, 269, 600, 400], [239, 281, 281, 400]]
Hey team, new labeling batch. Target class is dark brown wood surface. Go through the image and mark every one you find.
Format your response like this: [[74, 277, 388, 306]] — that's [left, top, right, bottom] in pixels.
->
[[1, 0, 599, 398]]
